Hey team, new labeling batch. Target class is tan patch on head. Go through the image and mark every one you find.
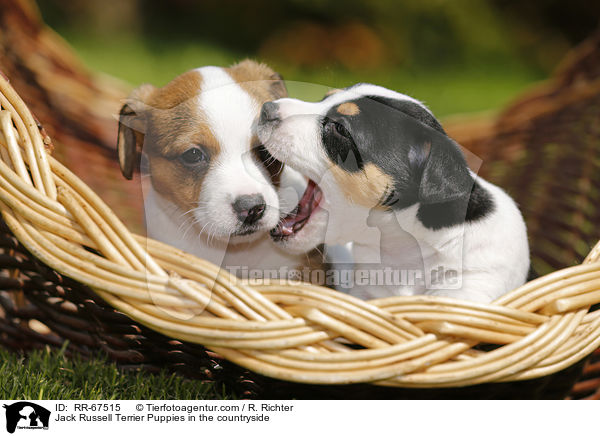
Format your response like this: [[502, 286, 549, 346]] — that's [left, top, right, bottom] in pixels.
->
[[126, 69, 220, 214], [143, 70, 203, 110], [145, 113, 219, 213], [133, 69, 221, 157], [118, 70, 206, 179], [325, 89, 341, 97], [226, 59, 287, 104], [337, 102, 360, 116], [146, 115, 220, 157], [147, 155, 206, 214], [330, 163, 392, 208]]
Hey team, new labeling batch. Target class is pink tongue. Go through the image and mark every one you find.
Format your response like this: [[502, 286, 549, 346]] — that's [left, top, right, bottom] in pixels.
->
[[277, 180, 320, 236]]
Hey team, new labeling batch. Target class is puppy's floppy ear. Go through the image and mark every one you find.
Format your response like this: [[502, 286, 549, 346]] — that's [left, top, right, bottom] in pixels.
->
[[228, 59, 288, 100], [116, 84, 154, 180], [371, 94, 473, 205], [417, 135, 473, 205], [268, 71, 288, 99]]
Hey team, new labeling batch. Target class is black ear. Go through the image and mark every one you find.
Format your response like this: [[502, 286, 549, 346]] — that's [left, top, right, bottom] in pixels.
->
[[117, 103, 146, 180], [418, 136, 473, 204], [269, 72, 288, 99]]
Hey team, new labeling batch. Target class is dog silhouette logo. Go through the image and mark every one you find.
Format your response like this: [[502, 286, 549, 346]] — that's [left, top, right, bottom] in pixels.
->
[[3, 402, 50, 433]]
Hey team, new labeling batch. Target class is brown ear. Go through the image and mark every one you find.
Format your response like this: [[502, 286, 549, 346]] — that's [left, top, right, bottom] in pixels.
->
[[116, 84, 154, 179], [269, 71, 288, 99], [117, 104, 142, 179], [228, 59, 288, 101]]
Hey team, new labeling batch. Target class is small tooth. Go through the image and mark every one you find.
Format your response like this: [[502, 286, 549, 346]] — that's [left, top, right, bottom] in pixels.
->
[[281, 225, 294, 236]]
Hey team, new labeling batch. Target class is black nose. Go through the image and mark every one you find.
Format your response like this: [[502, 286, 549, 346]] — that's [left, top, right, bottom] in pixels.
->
[[232, 194, 266, 225], [260, 102, 280, 124]]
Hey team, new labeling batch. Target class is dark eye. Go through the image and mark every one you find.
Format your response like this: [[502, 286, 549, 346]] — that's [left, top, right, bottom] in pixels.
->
[[333, 122, 351, 138], [324, 118, 351, 139], [180, 147, 208, 166]]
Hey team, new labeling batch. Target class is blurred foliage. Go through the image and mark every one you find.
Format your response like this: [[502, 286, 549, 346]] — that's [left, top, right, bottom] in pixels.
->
[[35, 0, 599, 116], [38, 0, 599, 71]]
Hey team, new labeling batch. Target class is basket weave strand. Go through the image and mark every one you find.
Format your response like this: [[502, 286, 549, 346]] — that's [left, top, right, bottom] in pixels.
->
[[1, 72, 600, 388]]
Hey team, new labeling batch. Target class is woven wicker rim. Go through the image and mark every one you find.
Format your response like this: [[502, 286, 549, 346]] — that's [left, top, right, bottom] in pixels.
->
[[1, 73, 600, 388]]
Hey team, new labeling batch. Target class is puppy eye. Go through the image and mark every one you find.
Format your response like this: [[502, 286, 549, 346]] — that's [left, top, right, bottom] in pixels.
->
[[180, 147, 208, 166], [332, 121, 351, 139], [323, 119, 352, 139]]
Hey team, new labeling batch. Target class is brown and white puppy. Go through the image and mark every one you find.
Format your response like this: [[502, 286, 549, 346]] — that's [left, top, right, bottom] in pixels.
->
[[117, 60, 307, 275]]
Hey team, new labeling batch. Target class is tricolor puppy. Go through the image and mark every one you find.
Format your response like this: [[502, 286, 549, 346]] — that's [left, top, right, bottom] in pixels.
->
[[117, 60, 305, 274], [257, 84, 531, 303]]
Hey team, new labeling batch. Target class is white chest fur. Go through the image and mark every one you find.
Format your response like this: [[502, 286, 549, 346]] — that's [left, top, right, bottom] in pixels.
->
[[331, 178, 530, 303]]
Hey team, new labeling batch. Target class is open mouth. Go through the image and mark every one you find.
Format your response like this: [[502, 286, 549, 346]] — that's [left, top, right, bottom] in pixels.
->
[[271, 179, 323, 240]]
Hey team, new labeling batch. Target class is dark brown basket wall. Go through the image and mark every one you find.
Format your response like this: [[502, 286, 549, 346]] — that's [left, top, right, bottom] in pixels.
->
[[1, 28, 600, 399]]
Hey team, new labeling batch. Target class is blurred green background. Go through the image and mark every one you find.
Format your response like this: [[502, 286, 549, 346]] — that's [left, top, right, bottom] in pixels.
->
[[36, 0, 600, 118]]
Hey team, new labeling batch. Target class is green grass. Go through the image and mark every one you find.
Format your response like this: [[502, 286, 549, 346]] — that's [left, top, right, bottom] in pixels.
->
[[62, 33, 545, 118], [0, 347, 231, 400]]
